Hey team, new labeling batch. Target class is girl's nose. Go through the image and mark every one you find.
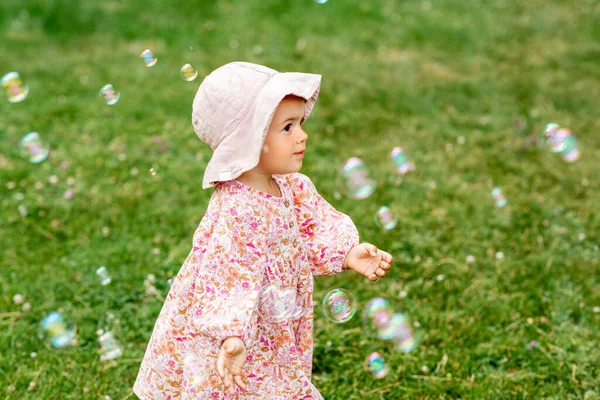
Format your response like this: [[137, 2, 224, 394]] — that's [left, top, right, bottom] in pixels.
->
[[297, 127, 308, 142]]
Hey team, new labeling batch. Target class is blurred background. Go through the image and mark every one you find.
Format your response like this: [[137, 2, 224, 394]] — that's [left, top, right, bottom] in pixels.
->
[[1, 0, 599, 398]]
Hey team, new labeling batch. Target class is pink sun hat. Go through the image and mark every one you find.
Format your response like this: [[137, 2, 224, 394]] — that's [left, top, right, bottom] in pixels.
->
[[192, 61, 322, 189]]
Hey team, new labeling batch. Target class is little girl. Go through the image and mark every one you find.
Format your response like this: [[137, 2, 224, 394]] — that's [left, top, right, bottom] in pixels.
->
[[133, 61, 393, 399]]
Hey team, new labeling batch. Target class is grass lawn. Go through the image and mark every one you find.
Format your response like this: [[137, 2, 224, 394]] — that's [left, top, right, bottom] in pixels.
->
[[1, 0, 599, 398]]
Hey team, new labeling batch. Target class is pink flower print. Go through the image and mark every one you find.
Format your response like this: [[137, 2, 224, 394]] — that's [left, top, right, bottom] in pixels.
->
[[250, 221, 258, 230], [230, 207, 238, 216], [211, 392, 220, 398], [168, 359, 176, 368], [242, 281, 250, 290]]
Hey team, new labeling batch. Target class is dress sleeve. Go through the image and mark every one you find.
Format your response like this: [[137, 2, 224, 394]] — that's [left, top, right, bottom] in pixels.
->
[[189, 196, 263, 348], [290, 173, 360, 276]]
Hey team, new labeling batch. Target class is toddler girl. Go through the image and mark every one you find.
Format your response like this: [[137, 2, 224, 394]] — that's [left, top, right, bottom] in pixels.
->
[[133, 61, 393, 399]]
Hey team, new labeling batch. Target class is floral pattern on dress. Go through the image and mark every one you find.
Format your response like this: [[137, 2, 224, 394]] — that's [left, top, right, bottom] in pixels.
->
[[133, 173, 359, 399]]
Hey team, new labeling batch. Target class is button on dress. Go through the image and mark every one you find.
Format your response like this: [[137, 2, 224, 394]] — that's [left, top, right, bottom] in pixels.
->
[[133, 172, 359, 399]]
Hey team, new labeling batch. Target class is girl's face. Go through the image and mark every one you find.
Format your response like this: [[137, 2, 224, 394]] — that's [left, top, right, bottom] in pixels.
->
[[257, 96, 308, 175]]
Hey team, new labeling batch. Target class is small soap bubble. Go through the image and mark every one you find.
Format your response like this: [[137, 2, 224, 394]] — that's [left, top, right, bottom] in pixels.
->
[[1, 71, 29, 103], [541, 123, 568, 153], [390, 147, 415, 174], [180, 63, 198, 81], [39, 312, 77, 348], [389, 313, 419, 352], [466, 255, 475, 264], [364, 353, 388, 378], [49, 175, 58, 184], [421, 365, 430, 373], [495, 251, 504, 260], [491, 187, 507, 208], [260, 285, 302, 322], [64, 188, 73, 200], [337, 157, 376, 200], [436, 274, 445, 281], [18, 204, 28, 217], [399, 290, 407, 298], [99, 84, 120, 105], [322, 288, 356, 323], [314, 0, 328, 3], [96, 266, 112, 285], [22, 302, 31, 312], [362, 297, 394, 339], [19, 132, 50, 163], [374, 206, 397, 230], [13, 294, 24, 304], [559, 135, 580, 163], [30, 352, 37, 358], [149, 167, 157, 176], [140, 49, 157, 67], [98, 331, 123, 361], [593, 306, 600, 313]]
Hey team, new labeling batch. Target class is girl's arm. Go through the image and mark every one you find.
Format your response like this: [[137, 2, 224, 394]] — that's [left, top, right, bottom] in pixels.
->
[[290, 173, 360, 276]]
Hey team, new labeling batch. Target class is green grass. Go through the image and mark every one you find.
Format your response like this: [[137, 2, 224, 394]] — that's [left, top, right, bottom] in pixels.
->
[[1, 0, 599, 398]]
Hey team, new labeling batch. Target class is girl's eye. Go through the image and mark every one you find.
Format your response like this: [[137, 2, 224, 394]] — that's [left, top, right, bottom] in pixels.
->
[[283, 123, 292, 133]]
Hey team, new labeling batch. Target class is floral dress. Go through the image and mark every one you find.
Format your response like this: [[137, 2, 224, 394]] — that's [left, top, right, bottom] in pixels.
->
[[133, 172, 359, 399]]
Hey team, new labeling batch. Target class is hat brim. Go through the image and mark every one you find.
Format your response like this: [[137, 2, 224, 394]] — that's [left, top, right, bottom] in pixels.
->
[[202, 72, 321, 189]]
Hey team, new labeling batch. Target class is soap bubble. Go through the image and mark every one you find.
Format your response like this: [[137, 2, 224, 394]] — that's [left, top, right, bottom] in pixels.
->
[[96, 266, 111, 285], [374, 206, 397, 230], [98, 331, 123, 361], [19, 132, 50, 163], [362, 298, 420, 352], [315, 0, 329, 3], [140, 49, 157, 67], [559, 135, 580, 162], [259, 285, 303, 322], [389, 313, 419, 352], [99, 84, 120, 105], [542, 123, 570, 153], [322, 288, 356, 323], [180, 63, 198, 81], [39, 312, 77, 348], [1, 71, 29, 103], [362, 297, 395, 339], [390, 147, 415, 174], [491, 187, 507, 208], [337, 157, 376, 200], [364, 352, 388, 378]]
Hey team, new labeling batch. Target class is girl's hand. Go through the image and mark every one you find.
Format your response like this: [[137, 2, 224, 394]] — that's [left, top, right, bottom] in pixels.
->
[[217, 336, 247, 395], [343, 243, 393, 282]]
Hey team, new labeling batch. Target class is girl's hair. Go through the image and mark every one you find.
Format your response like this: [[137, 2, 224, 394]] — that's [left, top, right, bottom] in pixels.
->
[[282, 94, 306, 102]]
